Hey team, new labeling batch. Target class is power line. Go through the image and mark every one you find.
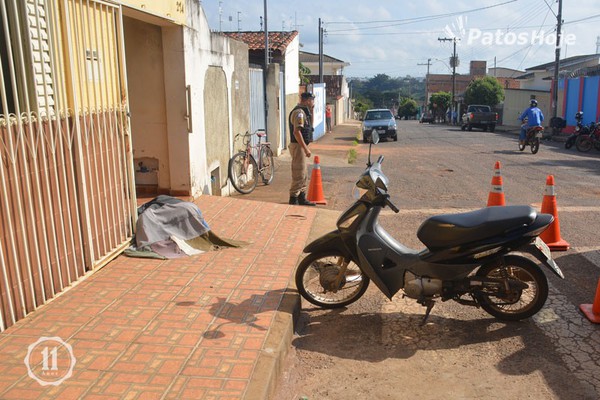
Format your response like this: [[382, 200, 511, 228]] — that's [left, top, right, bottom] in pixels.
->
[[516, 4, 553, 70], [325, 0, 517, 32]]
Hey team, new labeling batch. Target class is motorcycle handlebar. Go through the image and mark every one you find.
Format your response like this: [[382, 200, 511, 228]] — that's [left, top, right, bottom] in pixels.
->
[[384, 196, 399, 213]]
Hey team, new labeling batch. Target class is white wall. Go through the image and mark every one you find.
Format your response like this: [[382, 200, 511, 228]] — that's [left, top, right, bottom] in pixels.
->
[[285, 36, 300, 96], [182, 0, 236, 197], [503, 89, 551, 128]]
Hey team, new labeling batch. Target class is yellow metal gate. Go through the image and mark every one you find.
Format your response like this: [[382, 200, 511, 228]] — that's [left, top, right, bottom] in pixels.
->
[[0, 0, 136, 331]]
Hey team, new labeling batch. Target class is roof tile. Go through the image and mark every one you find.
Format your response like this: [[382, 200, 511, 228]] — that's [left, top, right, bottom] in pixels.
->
[[221, 31, 298, 52]]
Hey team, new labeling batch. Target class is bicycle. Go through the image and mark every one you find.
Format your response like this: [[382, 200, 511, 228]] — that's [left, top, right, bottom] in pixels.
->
[[228, 129, 274, 194]]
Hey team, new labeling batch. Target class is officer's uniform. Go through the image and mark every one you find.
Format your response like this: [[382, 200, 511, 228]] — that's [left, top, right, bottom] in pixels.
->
[[288, 94, 315, 205]]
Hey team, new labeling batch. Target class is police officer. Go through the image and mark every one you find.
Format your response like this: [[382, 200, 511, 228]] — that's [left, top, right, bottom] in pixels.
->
[[288, 92, 316, 206]]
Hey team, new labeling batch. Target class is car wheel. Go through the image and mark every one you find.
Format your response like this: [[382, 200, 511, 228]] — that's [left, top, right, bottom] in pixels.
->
[[393, 135, 398, 141]]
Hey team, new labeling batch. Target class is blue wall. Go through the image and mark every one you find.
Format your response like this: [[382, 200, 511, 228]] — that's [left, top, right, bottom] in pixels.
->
[[561, 76, 600, 126], [582, 76, 600, 124], [564, 78, 580, 125]]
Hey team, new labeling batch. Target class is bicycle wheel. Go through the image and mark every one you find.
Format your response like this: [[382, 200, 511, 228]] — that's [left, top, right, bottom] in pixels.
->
[[259, 146, 275, 185], [228, 152, 258, 194]]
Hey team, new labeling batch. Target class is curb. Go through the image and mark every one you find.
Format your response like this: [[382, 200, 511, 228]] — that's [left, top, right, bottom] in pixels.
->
[[244, 286, 301, 400], [244, 208, 340, 399]]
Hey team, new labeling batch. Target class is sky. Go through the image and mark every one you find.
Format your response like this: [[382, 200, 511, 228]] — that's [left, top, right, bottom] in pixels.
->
[[200, 0, 600, 79]]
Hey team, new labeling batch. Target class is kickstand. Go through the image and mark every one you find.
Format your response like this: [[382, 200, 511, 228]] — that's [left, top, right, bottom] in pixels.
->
[[420, 299, 435, 326]]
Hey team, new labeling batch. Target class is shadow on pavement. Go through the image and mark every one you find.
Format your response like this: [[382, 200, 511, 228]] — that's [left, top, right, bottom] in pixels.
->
[[203, 289, 297, 339], [291, 309, 597, 398]]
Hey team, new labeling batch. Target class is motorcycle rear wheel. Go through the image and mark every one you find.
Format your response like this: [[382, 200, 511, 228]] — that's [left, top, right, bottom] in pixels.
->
[[530, 138, 540, 154], [576, 135, 592, 152], [295, 251, 370, 309], [474, 255, 548, 321]]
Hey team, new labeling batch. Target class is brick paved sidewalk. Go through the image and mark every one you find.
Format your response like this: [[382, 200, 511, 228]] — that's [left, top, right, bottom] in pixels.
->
[[0, 196, 316, 399]]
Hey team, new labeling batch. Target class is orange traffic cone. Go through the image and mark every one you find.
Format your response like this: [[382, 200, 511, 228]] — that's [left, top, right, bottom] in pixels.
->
[[307, 156, 327, 205], [539, 175, 570, 251], [579, 278, 600, 323], [487, 161, 506, 206]]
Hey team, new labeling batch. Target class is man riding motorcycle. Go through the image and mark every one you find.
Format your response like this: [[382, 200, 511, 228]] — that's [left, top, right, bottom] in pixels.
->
[[519, 99, 544, 146]]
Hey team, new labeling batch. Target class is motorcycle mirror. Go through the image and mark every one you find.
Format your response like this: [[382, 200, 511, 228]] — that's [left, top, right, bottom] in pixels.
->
[[367, 130, 379, 166], [371, 130, 380, 144]]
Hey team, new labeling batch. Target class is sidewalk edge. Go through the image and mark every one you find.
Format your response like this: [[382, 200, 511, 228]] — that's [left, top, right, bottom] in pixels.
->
[[243, 282, 300, 400]]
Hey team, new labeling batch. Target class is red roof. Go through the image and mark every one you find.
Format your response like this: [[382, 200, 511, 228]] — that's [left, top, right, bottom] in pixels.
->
[[221, 31, 298, 52]]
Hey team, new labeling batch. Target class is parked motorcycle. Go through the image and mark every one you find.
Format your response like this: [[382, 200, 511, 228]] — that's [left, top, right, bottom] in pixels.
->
[[518, 125, 543, 154], [565, 111, 587, 149], [575, 121, 600, 152], [295, 131, 563, 323]]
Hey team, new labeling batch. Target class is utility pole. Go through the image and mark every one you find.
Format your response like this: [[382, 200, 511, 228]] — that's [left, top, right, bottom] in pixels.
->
[[318, 18, 324, 83], [218, 0, 223, 32], [418, 58, 432, 110], [263, 0, 269, 131], [438, 37, 458, 123], [552, 0, 563, 120]]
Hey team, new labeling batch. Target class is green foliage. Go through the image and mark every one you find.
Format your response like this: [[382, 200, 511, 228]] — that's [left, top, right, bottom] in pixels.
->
[[349, 75, 424, 109], [429, 91, 451, 111], [464, 76, 505, 106], [347, 148, 357, 164], [299, 62, 311, 85], [353, 98, 373, 119], [397, 98, 418, 119]]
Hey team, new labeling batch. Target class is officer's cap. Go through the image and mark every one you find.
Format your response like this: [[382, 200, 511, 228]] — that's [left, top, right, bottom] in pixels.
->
[[301, 92, 315, 100]]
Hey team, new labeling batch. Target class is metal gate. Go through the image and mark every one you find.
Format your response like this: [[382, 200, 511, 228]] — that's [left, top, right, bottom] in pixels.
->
[[279, 71, 286, 151], [0, 0, 136, 331], [249, 68, 265, 148]]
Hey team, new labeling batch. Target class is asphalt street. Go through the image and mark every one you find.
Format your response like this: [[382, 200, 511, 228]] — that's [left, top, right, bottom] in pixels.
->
[[234, 119, 600, 399]]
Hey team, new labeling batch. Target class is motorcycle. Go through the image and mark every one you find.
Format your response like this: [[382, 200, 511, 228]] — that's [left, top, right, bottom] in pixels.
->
[[295, 131, 563, 323], [518, 125, 543, 154], [565, 111, 587, 149], [575, 121, 600, 152]]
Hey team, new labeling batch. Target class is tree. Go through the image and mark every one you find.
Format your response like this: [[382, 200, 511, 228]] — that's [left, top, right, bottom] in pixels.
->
[[429, 91, 451, 120], [464, 76, 505, 106], [397, 98, 418, 119], [349, 75, 425, 109], [299, 62, 311, 85]]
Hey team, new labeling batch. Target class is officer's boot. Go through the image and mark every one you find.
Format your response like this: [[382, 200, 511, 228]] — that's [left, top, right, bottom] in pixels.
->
[[289, 196, 299, 205], [297, 192, 316, 206]]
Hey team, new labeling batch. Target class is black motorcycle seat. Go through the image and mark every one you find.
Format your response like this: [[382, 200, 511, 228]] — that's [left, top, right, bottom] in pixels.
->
[[417, 205, 536, 250]]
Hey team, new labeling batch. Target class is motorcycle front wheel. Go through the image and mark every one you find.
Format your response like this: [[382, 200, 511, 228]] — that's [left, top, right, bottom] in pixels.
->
[[530, 138, 540, 154], [564, 136, 575, 149], [474, 255, 548, 321], [295, 251, 370, 309]]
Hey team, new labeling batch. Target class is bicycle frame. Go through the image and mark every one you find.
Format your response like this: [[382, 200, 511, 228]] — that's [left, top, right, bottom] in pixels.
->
[[229, 130, 274, 194], [237, 130, 269, 170]]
